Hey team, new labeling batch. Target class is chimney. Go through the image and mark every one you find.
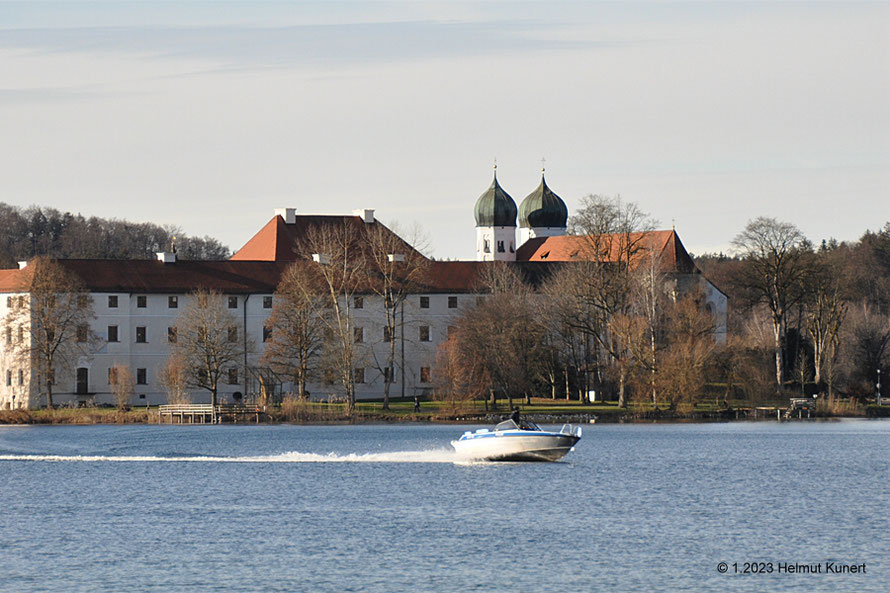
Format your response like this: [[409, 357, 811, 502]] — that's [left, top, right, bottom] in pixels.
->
[[275, 208, 297, 224], [353, 208, 375, 223], [17, 261, 28, 269]]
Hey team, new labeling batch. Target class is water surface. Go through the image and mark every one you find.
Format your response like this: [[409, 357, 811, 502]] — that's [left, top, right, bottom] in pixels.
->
[[0, 421, 887, 592]]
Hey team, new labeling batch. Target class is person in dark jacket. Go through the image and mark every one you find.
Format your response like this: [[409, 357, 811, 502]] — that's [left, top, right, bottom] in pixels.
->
[[510, 406, 521, 426]]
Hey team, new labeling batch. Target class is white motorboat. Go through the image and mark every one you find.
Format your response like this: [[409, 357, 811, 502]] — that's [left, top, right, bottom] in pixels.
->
[[451, 419, 582, 462]]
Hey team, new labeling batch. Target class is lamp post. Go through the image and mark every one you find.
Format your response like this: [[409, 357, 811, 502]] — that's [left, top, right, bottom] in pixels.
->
[[877, 369, 882, 406]]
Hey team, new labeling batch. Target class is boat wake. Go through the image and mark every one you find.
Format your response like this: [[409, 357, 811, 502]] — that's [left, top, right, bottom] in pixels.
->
[[0, 448, 476, 464]]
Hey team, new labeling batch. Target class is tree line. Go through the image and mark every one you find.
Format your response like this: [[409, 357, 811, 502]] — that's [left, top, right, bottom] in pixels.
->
[[437, 198, 890, 411], [5, 198, 889, 413], [0, 203, 230, 267], [696, 219, 890, 403]]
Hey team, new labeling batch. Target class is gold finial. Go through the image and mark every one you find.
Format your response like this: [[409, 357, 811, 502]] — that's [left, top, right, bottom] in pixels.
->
[[541, 156, 546, 175], [493, 157, 497, 171]]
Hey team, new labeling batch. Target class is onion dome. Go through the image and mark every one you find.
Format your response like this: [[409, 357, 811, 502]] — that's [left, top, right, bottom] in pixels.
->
[[518, 173, 568, 229], [474, 168, 517, 227]]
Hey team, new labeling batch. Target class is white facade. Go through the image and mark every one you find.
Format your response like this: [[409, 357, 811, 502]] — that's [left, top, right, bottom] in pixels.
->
[[0, 286, 474, 409], [518, 225, 566, 246], [475, 226, 517, 262]]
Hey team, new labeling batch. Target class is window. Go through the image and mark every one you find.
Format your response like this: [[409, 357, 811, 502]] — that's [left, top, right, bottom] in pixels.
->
[[17, 326, 23, 343], [497, 240, 505, 253], [108, 295, 118, 308], [263, 326, 272, 343], [136, 368, 147, 385], [420, 367, 431, 383], [323, 369, 335, 385], [354, 327, 363, 343], [227, 368, 238, 385], [135, 326, 146, 343], [227, 326, 238, 343], [168, 296, 178, 309], [6, 296, 11, 308], [76, 324, 88, 343], [107, 325, 118, 343], [419, 326, 430, 342], [5, 327, 10, 345], [19, 369, 24, 385], [5, 370, 11, 386], [263, 296, 273, 309], [137, 295, 147, 308], [448, 296, 458, 309], [420, 296, 429, 309], [228, 296, 238, 309], [483, 238, 490, 253], [383, 326, 393, 342], [167, 327, 177, 343], [383, 366, 395, 383], [354, 367, 365, 384], [354, 296, 363, 309], [108, 367, 118, 385]]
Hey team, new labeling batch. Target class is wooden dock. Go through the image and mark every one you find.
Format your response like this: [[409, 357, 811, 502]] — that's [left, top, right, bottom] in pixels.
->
[[158, 404, 263, 424]]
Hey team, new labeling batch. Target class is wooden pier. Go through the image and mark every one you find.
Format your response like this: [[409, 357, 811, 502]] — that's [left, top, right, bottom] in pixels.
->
[[158, 404, 263, 424]]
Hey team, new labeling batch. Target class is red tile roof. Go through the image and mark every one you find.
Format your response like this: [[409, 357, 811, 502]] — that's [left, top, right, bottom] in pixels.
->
[[231, 214, 422, 262], [0, 260, 292, 294], [515, 230, 698, 273], [0, 258, 492, 295]]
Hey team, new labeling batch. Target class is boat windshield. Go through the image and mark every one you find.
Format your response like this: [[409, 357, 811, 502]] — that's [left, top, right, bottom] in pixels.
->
[[494, 419, 541, 432]]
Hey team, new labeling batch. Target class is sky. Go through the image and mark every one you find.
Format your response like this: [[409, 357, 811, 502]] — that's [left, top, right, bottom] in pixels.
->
[[0, 1, 888, 260]]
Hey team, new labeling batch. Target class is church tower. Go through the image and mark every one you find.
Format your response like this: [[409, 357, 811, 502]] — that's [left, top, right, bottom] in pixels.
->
[[474, 165, 517, 261], [517, 168, 568, 247]]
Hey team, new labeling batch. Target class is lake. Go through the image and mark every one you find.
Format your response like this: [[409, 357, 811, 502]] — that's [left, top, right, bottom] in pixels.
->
[[0, 420, 887, 592]]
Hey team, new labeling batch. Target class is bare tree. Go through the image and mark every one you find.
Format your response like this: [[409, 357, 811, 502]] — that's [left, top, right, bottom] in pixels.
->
[[732, 217, 811, 392], [299, 221, 366, 416], [449, 264, 548, 409], [260, 263, 327, 399], [557, 194, 656, 407], [656, 292, 716, 411], [364, 222, 430, 409], [109, 363, 135, 410], [159, 354, 191, 404], [171, 290, 248, 410], [805, 268, 846, 394], [2, 257, 96, 408]]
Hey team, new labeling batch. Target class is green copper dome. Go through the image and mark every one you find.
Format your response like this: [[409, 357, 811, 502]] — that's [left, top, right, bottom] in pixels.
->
[[518, 175, 568, 229], [474, 171, 517, 227]]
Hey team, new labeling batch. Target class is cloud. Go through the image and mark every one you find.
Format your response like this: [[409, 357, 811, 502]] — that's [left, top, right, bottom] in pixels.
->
[[0, 20, 602, 68]]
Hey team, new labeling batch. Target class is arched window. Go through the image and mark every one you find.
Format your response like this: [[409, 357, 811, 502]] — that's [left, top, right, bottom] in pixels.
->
[[483, 238, 490, 253], [497, 240, 505, 253]]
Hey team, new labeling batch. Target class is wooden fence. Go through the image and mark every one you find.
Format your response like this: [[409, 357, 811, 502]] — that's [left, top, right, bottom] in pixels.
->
[[158, 404, 263, 424]]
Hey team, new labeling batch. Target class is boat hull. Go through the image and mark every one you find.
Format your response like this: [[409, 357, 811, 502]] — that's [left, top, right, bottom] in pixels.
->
[[451, 432, 580, 462]]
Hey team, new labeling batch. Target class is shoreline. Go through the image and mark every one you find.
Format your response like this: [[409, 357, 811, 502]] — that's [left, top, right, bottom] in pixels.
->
[[1, 404, 888, 426]]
